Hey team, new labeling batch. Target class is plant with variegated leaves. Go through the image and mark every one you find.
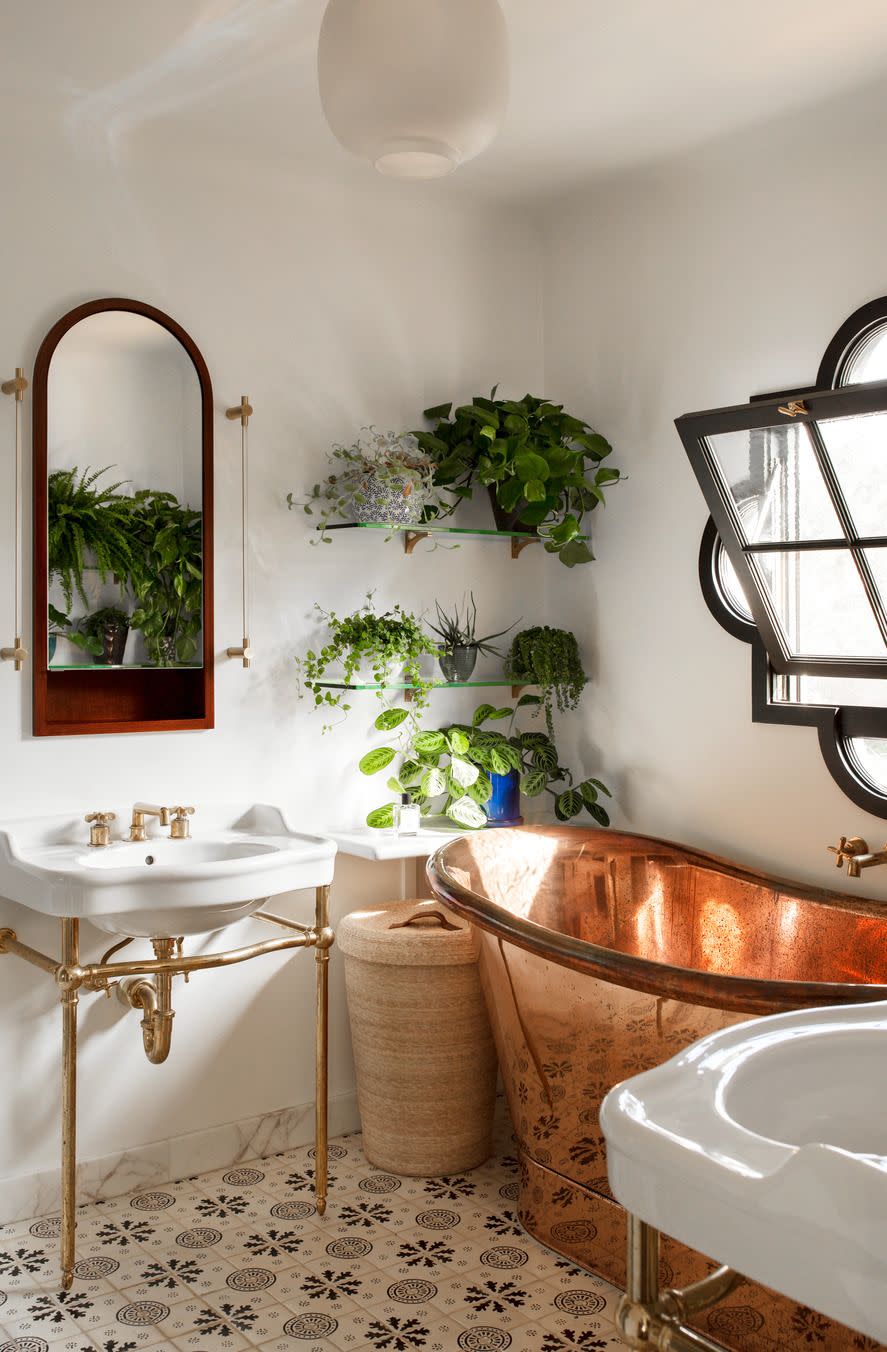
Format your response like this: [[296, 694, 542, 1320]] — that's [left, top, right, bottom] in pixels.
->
[[359, 696, 611, 830]]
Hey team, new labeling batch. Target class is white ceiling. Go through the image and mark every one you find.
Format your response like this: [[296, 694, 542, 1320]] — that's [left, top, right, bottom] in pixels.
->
[[6, 0, 887, 199]]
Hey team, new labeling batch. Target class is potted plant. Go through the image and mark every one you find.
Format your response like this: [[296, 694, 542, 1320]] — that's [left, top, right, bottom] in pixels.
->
[[289, 428, 440, 542], [415, 391, 622, 566], [427, 593, 517, 682], [128, 490, 203, 667], [296, 592, 438, 726], [47, 604, 103, 664], [80, 605, 131, 666], [506, 626, 586, 740], [359, 699, 611, 831], [48, 465, 137, 611]]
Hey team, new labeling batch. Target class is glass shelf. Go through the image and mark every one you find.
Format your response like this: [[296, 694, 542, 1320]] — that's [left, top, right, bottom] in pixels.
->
[[49, 663, 200, 672], [312, 677, 534, 703], [320, 522, 540, 557]]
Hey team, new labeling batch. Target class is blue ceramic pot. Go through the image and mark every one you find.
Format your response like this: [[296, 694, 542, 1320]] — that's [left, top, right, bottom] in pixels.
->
[[486, 768, 523, 827]]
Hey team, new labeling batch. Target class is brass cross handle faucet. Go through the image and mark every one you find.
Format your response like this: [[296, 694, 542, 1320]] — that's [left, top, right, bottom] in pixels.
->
[[827, 835, 887, 878], [85, 812, 116, 847], [170, 806, 195, 839]]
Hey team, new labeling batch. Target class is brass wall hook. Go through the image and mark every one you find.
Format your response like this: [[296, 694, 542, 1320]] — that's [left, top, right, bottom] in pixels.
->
[[225, 393, 253, 668], [777, 398, 809, 417]]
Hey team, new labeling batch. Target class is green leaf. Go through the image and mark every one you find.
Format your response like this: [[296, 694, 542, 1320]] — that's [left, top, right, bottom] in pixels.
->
[[421, 766, 447, 798], [423, 402, 453, 420], [366, 804, 396, 830], [586, 801, 611, 826], [447, 795, 487, 829], [488, 707, 513, 720], [447, 729, 470, 755], [516, 693, 542, 708], [489, 748, 512, 776], [374, 707, 409, 731], [468, 772, 493, 805], [386, 776, 404, 794], [414, 730, 447, 754], [399, 758, 423, 786], [577, 779, 598, 804], [559, 538, 595, 568], [450, 756, 480, 789], [514, 451, 550, 483], [524, 479, 546, 502], [532, 743, 559, 773], [520, 769, 547, 797], [359, 747, 396, 775], [472, 704, 496, 727], [496, 478, 524, 512], [555, 788, 583, 821]]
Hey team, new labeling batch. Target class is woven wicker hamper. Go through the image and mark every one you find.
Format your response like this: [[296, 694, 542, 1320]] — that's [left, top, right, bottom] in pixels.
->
[[339, 898, 498, 1175]]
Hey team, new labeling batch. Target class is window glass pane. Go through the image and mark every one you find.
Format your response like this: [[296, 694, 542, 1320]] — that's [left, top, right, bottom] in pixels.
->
[[707, 424, 841, 543], [840, 324, 887, 385], [774, 673, 887, 709], [818, 412, 887, 539], [847, 737, 887, 794], [751, 549, 886, 659]]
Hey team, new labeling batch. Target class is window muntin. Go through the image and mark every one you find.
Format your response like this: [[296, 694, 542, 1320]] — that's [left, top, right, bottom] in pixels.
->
[[679, 379, 887, 679]]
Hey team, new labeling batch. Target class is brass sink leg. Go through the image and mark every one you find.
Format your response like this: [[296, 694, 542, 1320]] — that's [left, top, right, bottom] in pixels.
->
[[314, 884, 332, 1216], [618, 1214, 742, 1352], [59, 918, 79, 1292]]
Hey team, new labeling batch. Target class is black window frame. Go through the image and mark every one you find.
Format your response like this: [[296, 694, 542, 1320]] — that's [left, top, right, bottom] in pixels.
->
[[686, 296, 887, 818]]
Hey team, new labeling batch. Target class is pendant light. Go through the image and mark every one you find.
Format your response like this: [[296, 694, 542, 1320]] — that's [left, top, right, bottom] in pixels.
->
[[317, 0, 508, 180]]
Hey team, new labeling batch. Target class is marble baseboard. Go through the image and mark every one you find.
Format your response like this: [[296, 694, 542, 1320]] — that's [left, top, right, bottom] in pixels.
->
[[0, 1089, 360, 1225]]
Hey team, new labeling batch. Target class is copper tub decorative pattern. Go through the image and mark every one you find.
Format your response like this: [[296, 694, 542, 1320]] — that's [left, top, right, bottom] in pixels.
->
[[427, 826, 887, 1352]]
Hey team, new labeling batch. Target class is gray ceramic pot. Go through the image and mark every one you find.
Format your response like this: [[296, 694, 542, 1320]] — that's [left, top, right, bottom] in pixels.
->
[[438, 645, 479, 682]]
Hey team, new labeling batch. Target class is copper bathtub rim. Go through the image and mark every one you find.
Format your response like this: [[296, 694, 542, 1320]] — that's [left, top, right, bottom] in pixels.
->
[[426, 825, 887, 1017]]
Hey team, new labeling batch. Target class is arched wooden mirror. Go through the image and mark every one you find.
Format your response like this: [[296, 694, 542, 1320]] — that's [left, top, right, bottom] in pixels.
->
[[33, 298, 214, 735]]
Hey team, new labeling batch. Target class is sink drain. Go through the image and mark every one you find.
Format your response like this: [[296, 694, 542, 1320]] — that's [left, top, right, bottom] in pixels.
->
[[145, 855, 155, 866]]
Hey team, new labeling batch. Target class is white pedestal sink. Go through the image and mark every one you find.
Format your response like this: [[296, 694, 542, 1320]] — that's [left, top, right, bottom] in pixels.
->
[[0, 802, 338, 1290], [0, 802, 335, 935], [601, 999, 887, 1345]]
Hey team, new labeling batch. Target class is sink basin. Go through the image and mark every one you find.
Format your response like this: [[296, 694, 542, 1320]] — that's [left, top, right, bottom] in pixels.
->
[[0, 804, 336, 937], [600, 999, 887, 1344]]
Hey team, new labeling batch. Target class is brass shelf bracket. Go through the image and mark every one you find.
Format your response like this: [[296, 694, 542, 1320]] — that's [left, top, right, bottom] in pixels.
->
[[225, 394, 254, 667], [510, 536, 539, 559], [0, 892, 335, 1286], [403, 529, 431, 555], [1, 366, 29, 670]]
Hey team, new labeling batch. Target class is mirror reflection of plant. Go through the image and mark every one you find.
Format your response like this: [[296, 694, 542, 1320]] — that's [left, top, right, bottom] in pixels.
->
[[47, 603, 103, 659], [506, 626, 586, 740], [416, 390, 622, 566], [296, 593, 437, 730], [48, 466, 136, 611], [128, 490, 203, 666], [359, 697, 611, 830], [288, 428, 439, 542]]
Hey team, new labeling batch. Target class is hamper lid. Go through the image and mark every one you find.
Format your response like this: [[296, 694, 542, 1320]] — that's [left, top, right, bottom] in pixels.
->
[[338, 898, 478, 966]]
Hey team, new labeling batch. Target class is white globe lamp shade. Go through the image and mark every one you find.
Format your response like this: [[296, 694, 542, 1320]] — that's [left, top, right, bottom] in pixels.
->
[[317, 0, 508, 180]]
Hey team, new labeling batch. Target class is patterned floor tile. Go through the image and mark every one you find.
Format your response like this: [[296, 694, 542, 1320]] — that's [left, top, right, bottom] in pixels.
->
[[3, 1118, 629, 1351]]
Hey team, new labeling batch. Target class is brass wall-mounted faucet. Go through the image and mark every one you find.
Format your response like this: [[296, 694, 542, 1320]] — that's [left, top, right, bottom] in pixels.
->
[[827, 835, 887, 878]]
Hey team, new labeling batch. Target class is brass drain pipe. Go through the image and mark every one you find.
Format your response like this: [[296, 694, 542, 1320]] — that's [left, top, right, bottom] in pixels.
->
[[116, 938, 175, 1064]]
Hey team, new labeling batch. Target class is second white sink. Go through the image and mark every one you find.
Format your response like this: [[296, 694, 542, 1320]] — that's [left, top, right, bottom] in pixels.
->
[[0, 804, 336, 937]]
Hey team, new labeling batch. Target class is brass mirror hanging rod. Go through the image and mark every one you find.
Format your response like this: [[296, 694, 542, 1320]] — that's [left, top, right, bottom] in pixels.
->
[[225, 394, 254, 668], [1, 367, 28, 670]]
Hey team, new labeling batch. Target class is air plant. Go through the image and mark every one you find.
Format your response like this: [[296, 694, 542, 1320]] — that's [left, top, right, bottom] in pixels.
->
[[427, 593, 518, 683]]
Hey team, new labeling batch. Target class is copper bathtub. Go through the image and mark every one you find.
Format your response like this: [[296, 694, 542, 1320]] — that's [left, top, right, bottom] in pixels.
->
[[427, 826, 887, 1352]]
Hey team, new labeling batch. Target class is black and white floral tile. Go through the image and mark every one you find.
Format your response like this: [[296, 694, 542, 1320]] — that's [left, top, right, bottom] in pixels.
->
[[0, 1117, 628, 1352]]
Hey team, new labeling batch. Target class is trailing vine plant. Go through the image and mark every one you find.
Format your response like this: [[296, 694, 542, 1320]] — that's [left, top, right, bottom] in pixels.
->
[[506, 626, 587, 739], [358, 697, 611, 830], [296, 592, 438, 730]]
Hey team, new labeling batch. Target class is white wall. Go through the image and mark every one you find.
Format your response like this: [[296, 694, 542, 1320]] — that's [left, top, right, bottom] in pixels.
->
[[0, 115, 543, 1186], [541, 78, 887, 897]]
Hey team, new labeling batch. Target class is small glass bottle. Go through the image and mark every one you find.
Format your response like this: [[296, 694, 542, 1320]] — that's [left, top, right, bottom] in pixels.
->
[[395, 793, 420, 836]]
